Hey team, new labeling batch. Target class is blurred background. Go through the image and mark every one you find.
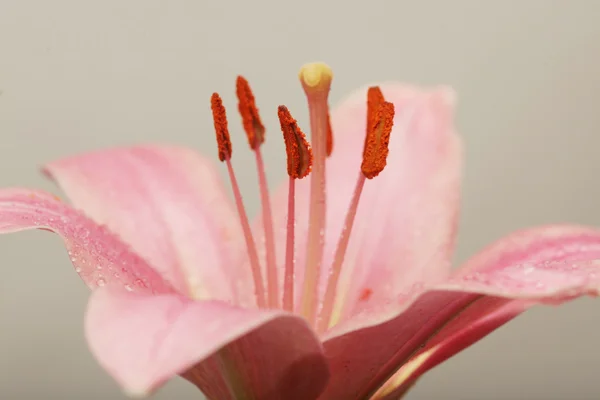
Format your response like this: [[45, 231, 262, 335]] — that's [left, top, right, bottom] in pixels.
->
[[1, 1, 599, 399]]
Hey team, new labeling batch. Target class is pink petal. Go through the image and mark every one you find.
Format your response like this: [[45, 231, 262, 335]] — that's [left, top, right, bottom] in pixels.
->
[[44, 144, 250, 302], [372, 297, 528, 400], [253, 84, 461, 318], [320, 225, 600, 398], [443, 224, 600, 298], [320, 291, 471, 399], [86, 287, 329, 399], [0, 188, 171, 294]]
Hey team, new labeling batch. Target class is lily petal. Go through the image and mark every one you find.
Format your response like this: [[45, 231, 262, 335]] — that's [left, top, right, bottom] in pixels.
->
[[44, 144, 249, 302], [372, 297, 528, 400], [255, 84, 461, 318], [86, 287, 329, 399], [0, 188, 170, 294], [321, 225, 600, 399], [444, 224, 600, 297]]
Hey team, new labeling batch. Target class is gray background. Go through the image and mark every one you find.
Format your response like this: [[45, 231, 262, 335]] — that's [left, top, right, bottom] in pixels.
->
[[1, 0, 599, 399]]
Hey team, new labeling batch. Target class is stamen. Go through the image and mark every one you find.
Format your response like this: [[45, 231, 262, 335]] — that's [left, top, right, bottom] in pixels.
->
[[235, 76, 265, 149], [317, 173, 366, 332], [364, 86, 385, 158], [362, 100, 395, 179], [278, 105, 313, 311], [298, 62, 333, 324], [210, 93, 232, 162], [278, 106, 313, 179], [318, 88, 395, 332], [236, 76, 279, 308], [210, 93, 266, 308], [284, 178, 296, 312]]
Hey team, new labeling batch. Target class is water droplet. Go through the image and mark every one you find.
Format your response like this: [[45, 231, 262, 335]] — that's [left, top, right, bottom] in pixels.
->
[[96, 278, 106, 286], [412, 283, 424, 292], [75, 266, 82, 273], [96, 265, 103, 270], [124, 283, 133, 291]]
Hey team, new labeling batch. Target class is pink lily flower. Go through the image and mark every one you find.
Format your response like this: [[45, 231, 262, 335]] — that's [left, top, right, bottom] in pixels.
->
[[2, 61, 600, 400]]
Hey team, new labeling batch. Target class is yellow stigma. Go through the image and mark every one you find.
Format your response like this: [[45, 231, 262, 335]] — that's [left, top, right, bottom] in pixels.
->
[[299, 62, 333, 92]]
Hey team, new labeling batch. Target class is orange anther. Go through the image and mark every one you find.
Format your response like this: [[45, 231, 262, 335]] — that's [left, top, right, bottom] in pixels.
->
[[236, 76, 266, 149], [210, 93, 232, 162], [361, 89, 394, 179], [277, 105, 313, 179], [364, 86, 385, 158]]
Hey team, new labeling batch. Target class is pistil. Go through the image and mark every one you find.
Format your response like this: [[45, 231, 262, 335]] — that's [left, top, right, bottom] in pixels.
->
[[298, 62, 333, 324]]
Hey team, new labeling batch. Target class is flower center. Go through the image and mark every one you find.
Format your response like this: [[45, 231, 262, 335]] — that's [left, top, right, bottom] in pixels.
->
[[210, 63, 394, 331]]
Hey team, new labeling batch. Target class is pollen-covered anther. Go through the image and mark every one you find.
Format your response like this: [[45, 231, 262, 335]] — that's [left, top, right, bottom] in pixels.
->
[[210, 93, 232, 161], [236, 76, 266, 149], [367, 86, 385, 114], [361, 95, 395, 179], [364, 86, 385, 158], [278, 105, 313, 179]]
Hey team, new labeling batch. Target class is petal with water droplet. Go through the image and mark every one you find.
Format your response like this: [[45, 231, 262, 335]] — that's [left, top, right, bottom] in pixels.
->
[[44, 145, 250, 303], [0, 188, 172, 294]]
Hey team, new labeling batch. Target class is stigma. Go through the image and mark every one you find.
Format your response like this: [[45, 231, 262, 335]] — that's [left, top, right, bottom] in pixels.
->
[[210, 63, 394, 331]]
